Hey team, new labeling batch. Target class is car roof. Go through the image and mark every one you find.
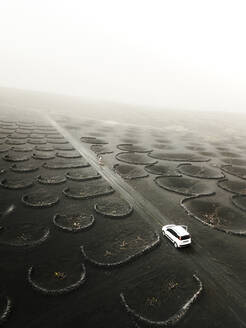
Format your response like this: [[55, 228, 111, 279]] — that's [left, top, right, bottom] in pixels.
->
[[170, 225, 189, 236]]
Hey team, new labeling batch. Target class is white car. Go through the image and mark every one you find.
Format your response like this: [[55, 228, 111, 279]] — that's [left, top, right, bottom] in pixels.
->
[[162, 224, 191, 248]]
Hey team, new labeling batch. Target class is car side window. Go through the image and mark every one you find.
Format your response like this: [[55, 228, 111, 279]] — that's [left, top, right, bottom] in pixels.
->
[[169, 229, 178, 238], [173, 231, 178, 238], [168, 229, 175, 237]]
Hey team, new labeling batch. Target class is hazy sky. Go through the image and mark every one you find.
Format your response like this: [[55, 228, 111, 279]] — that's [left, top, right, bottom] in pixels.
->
[[0, 0, 246, 111]]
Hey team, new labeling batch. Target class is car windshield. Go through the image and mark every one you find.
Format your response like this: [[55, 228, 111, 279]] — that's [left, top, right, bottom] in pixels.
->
[[181, 235, 190, 240]]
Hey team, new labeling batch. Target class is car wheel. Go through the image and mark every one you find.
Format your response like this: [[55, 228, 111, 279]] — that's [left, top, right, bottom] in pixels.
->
[[174, 242, 178, 248]]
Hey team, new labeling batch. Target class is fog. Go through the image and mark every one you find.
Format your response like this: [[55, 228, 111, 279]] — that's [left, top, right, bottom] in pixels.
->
[[0, 0, 246, 112]]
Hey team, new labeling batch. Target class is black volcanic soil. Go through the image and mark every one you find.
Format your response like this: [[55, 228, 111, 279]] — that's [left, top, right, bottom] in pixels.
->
[[116, 152, 157, 165], [221, 164, 246, 180], [0, 102, 245, 328], [114, 163, 149, 179], [117, 144, 151, 153], [94, 196, 133, 217], [232, 194, 246, 211], [177, 163, 224, 179], [154, 175, 214, 196], [90, 144, 113, 155], [148, 151, 210, 162], [144, 162, 179, 176], [181, 194, 246, 231], [217, 178, 246, 194]]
